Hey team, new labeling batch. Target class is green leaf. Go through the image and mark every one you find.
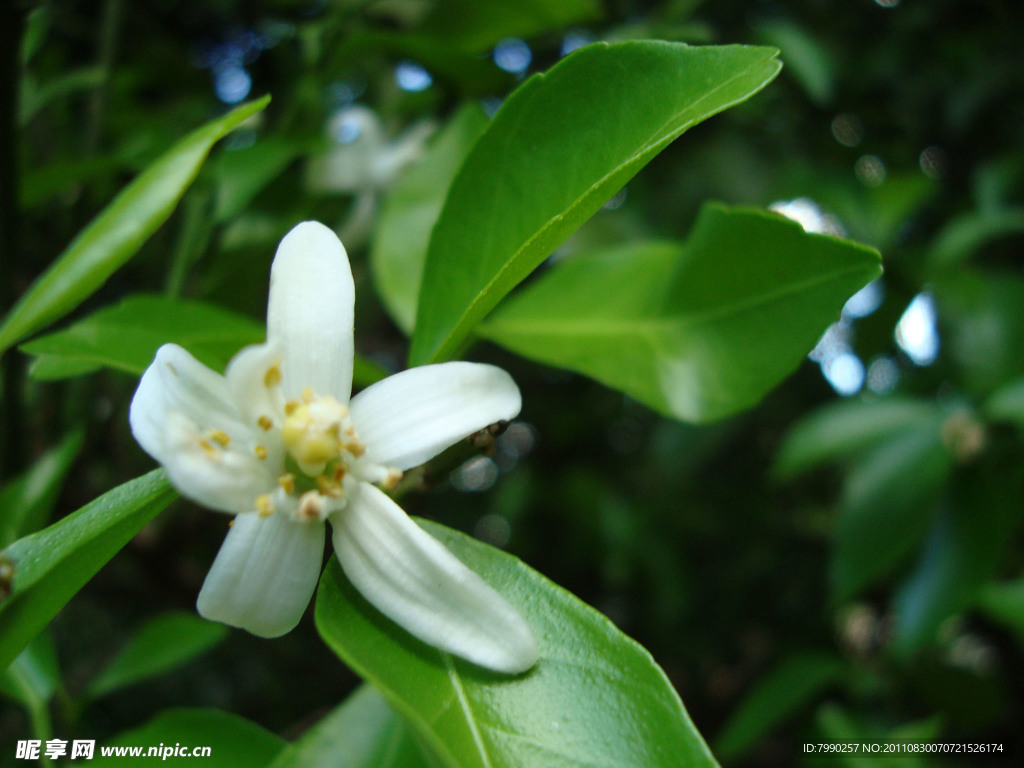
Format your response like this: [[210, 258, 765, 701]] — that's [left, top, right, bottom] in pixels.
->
[[0, 470, 177, 673], [481, 206, 882, 422], [714, 651, 844, 761], [774, 398, 939, 478], [93, 709, 285, 767], [0, 635, 60, 744], [756, 19, 833, 105], [267, 684, 433, 768], [214, 136, 300, 223], [416, 0, 601, 54], [19, 67, 106, 125], [316, 520, 718, 768], [976, 579, 1024, 649], [88, 611, 228, 699], [0, 96, 270, 357], [929, 207, 1024, 270], [832, 423, 953, 602], [372, 104, 489, 334], [1, 633, 60, 709], [0, 430, 84, 546], [410, 42, 782, 366], [21, 294, 266, 380], [892, 464, 1020, 655], [984, 376, 1024, 429]]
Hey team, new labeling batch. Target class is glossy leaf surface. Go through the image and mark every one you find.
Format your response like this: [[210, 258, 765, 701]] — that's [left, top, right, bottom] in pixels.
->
[[88, 611, 228, 698], [482, 206, 882, 422], [410, 42, 782, 365], [0, 96, 269, 356], [21, 294, 265, 379], [0, 470, 176, 672], [267, 684, 432, 768], [316, 520, 718, 768], [93, 709, 285, 767]]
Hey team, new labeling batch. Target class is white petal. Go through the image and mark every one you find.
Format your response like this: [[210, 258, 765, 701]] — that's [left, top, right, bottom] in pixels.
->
[[225, 342, 286, 465], [197, 511, 325, 637], [267, 222, 355, 402], [349, 362, 521, 470], [331, 483, 537, 674], [130, 344, 274, 512]]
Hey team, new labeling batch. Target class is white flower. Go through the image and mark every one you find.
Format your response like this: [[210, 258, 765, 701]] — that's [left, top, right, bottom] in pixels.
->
[[306, 106, 435, 194], [129, 221, 537, 674]]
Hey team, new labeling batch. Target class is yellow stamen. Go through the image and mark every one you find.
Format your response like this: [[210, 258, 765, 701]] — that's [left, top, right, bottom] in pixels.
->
[[257, 415, 273, 431], [317, 476, 344, 498], [284, 400, 300, 416], [380, 468, 403, 490], [199, 439, 218, 459], [301, 387, 315, 403], [264, 362, 282, 388], [209, 429, 231, 447], [278, 473, 295, 494], [256, 494, 274, 516], [254, 445, 268, 460], [332, 464, 347, 482], [346, 441, 366, 458]]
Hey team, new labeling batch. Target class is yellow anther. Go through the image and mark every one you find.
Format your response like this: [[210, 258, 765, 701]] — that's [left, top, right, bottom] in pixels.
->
[[257, 415, 273, 431], [302, 387, 315, 403], [264, 362, 282, 388], [345, 441, 366, 458], [209, 429, 231, 447], [317, 476, 344, 498], [284, 400, 300, 416], [380, 468, 403, 490], [332, 464, 347, 482], [256, 494, 275, 516], [278, 473, 295, 494], [199, 439, 218, 459], [297, 491, 327, 521], [254, 445, 268, 460]]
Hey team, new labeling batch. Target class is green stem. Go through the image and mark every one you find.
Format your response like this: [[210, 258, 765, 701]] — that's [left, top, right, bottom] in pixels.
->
[[83, 0, 123, 154]]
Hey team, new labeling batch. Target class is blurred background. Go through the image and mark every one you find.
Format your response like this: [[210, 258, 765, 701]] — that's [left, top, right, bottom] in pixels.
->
[[2, 0, 1023, 765]]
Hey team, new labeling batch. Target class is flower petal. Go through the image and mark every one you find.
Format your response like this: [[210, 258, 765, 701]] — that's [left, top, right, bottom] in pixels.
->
[[349, 362, 521, 470], [267, 221, 355, 402], [197, 511, 325, 637], [130, 344, 274, 512], [225, 342, 286, 465], [331, 483, 537, 673]]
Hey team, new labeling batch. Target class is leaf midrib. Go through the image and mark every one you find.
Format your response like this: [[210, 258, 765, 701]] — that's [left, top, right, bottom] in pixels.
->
[[485, 262, 874, 340]]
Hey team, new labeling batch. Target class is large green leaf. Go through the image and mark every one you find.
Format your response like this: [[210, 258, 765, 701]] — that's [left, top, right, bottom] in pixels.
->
[[714, 651, 844, 761], [481, 206, 882, 422], [0, 430, 83, 546], [316, 520, 718, 768], [93, 709, 285, 767], [21, 294, 265, 380], [832, 424, 953, 602], [372, 104, 488, 334], [267, 684, 433, 768], [0, 470, 176, 673], [88, 611, 228, 698], [409, 42, 782, 366], [0, 96, 270, 356]]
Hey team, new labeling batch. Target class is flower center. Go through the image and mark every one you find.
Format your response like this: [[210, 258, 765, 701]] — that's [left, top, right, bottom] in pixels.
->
[[251, 384, 401, 524], [280, 390, 364, 477]]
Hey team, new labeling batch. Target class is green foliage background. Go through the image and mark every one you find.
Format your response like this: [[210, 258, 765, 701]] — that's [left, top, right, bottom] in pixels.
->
[[1, 0, 1023, 766]]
